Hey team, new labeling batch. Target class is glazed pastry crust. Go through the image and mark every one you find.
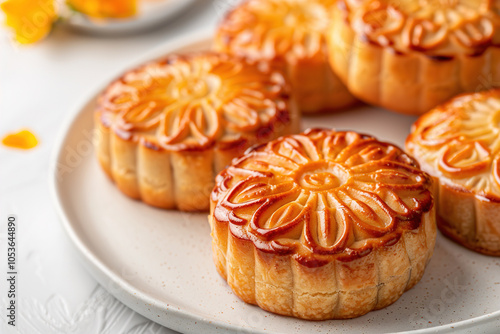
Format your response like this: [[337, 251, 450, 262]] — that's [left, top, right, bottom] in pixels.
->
[[214, 0, 357, 114], [328, 0, 500, 115], [210, 129, 436, 319], [406, 89, 500, 255], [95, 52, 300, 211], [210, 212, 436, 320]]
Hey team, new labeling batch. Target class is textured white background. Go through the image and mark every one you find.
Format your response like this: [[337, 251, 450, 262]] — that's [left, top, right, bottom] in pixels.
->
[[0, 1, 235, 333]]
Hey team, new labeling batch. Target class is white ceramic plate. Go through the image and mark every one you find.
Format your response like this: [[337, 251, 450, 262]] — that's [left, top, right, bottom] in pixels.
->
[[65, 0, 197, 35], [51, 33, 500, 334]]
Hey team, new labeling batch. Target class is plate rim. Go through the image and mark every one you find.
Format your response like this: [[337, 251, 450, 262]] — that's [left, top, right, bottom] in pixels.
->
[[49, 30, 500, 334]]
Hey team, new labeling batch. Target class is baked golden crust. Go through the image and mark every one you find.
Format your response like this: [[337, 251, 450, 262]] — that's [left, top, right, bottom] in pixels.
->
[[406, 88, 500, 255], [95, 52, 299, 211], [328, 0, 500, 115], [347, 0, 499, 54], [214, 0, 357, 114], [210, 129, 436, 319]]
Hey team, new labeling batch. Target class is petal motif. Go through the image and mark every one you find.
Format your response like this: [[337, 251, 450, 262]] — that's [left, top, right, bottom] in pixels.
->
[[439, 140, 492, 178], [359, 4, 405, 46], [214, 0, 334, 59], [494, 153, 500, 188], [1, 0, 56, 44]]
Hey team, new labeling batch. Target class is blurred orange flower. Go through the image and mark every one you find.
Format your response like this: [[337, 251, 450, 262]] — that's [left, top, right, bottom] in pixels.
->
[[67, 0, 137, 19], [2, 129, 39, 149], [1, 0, 57, 44]]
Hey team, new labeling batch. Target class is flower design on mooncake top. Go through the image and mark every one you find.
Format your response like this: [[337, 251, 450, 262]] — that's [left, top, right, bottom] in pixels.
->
[[215, 0, 334, 59], [97, 53, 292, 151], [407, 89, 500, 199], [348, 0, 498, 52], [213, 129, 433, 263]]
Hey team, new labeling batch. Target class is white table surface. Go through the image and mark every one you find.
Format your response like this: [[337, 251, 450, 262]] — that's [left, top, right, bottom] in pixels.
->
[[0, 2, 233, 333]]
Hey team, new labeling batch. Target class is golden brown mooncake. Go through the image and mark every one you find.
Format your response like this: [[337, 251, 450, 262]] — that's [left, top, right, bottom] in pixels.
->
[[210, 128, 436, 320], [406, 89, 500, 255], [328, 0, 500, 115], [214, 0, 357, 114], [95, 52, 299, 212]]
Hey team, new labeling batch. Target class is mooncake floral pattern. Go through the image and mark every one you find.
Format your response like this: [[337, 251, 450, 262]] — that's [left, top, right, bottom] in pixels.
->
[[216, 0, 334, 58], [352, 0, 498, 50], [97, 53, 291, 150], [213, 129, 433, 259], [407, 90, 500, 198]]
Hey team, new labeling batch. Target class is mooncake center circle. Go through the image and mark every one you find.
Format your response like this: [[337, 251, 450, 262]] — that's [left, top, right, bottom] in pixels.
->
[[295, 161, 350, 192], [171, 74, 220, 101]]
